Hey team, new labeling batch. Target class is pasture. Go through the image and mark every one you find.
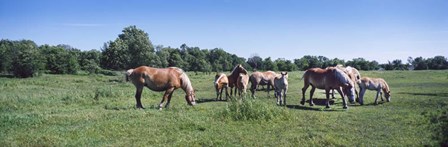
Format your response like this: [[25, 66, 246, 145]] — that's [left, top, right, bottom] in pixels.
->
[[1, 70, 447, 146]]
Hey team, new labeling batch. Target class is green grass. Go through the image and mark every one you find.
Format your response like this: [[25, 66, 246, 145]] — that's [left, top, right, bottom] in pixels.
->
[[1, 70, 447, 146]]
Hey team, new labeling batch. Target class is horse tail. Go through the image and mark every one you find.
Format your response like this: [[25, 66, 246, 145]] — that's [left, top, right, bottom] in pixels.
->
[[125, 69, 134, 82]]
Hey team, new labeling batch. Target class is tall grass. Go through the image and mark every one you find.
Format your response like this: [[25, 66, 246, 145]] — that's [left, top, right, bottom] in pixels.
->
[[219, 98, 291, 121]]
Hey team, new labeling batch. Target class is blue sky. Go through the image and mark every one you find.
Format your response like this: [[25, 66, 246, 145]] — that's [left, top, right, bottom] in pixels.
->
[[1, 0, 447, 63]]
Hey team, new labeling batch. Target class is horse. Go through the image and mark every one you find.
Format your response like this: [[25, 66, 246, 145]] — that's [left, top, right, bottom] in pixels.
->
[[331, 65, 361, 100], [274, 72, 288, 106], [249, 71, 277, 98], [236, 73, 250, 98], [301, 67, 355, 109], [214, 73, 229, 101], [227, 64, 248, 97], [358, 77, 391, 105], [126, 66, 196, 110]]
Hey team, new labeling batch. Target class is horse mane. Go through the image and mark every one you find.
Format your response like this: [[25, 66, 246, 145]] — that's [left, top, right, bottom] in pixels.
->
[[230, 65, 240, 76], [175, 67, 193, 93], [381, 79, 390, 93]]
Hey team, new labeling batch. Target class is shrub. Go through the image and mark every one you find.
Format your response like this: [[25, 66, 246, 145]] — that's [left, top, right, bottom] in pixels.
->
[[219, 99, 291, 121]]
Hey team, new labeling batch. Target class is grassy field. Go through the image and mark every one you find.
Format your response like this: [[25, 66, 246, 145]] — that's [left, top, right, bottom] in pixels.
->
[[1, 70, 447, 146]]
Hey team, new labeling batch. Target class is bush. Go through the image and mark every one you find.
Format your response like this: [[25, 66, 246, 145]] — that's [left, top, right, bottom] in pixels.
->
[[218, 99, 291, 121]]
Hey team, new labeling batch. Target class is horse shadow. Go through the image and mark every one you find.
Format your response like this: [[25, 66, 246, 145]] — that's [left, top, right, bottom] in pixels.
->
[[286, 105, 321, 111], [399, 92, 448, 97], [196, 98, 228, 104]]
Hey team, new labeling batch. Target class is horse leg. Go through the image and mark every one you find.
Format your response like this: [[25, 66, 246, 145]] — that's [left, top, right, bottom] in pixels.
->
[[215, 86, 220, 101], [358, 87, 366, 105], [331, 89, 336, 99], [301, 83, 309, 105], [309, 87, 316, 106], [159, 88, 174, 110], [355, 88, 359, 102], [380, 91, 384, 101], [325, 88, 331, 108], [374, 89, 381, 105], [250, 83, 256, 98], [165, 89, 175, 109], [336, 87, 348, 109], [224, 86, 229, 101], [219, 87, 224, 101], [135, 86, 144, 109], [283, 88, 287, 106]]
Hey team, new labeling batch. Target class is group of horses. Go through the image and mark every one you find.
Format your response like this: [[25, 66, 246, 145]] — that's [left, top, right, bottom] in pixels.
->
[[125, 64, 391, 110]]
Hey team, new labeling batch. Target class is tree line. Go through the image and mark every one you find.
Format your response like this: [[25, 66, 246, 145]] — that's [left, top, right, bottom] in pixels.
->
[[1, 25, 447, 78]]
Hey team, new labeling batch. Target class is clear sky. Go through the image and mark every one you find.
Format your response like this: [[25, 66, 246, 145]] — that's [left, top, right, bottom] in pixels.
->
[[1, 0, 447, 63]]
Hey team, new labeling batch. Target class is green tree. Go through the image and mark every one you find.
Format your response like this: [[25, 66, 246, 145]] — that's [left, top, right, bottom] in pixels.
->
[[8, 40, 44, 77], [263, 57, 277, 71], [100, 25, 157, 70], [247, 55, 263, 71], [40, 45, 80, 74]]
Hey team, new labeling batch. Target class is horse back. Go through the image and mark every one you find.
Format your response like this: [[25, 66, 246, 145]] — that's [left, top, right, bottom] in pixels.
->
[[130, 66, 183, 91]]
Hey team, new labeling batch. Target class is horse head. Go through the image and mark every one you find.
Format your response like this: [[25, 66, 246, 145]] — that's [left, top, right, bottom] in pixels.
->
[[237, 64, 248, 75], [385, 91, 391, 102], [185, 90, 196, 106]]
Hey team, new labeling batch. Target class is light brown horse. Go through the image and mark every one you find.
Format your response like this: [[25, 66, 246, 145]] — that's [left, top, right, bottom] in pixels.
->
[[236, 73, 250, 98], [358, 77, 391, 105], [214, 73, 229, 101], [249, 71, 277, 98], [126, 66, 196, 110], [227, 64, 248, 97], [301, 67, 355, 109]]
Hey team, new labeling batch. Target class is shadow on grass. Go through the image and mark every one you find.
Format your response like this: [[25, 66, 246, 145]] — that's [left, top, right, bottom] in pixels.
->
[[0, 74, 14, 78], [196, 98, 228, 104], [399, 92, 448, 97], [286, 105, 321, 111]]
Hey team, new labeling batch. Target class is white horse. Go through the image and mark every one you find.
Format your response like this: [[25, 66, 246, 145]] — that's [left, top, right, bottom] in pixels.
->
[[358, 77, 391, 105], [331, 65, 361, 102], [274, 72, 288, 106]]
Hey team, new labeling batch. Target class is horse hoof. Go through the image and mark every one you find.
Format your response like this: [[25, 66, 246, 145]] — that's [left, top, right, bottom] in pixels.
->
[[343, 106, 348, 109], [325, 105, 330, 109], [300, 101, 305, 105], [310, 103, 314, 106]]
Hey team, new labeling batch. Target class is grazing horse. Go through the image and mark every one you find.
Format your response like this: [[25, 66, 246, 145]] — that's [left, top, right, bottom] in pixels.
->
[[214, 73, 229, 101], [331, 65, 361, 101], [227, 64, 248, 97], [358, 77, 391, 105], [249, 71, 277, 98], [274, 72, 288, 106], [236, 73, 250, 98], [126, 66, 196, 110], [301, 67, 355, 109]]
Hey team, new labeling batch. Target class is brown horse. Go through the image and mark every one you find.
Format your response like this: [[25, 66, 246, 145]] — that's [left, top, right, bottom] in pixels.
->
[[301, 67, 355, 109], [236, 73, 250, 98], [214, 73, 229, 101], [358, 77, 391, 105], [249, 71, 277, 98], [227, 64, 248, 97], [126, 66, 196, 110]]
